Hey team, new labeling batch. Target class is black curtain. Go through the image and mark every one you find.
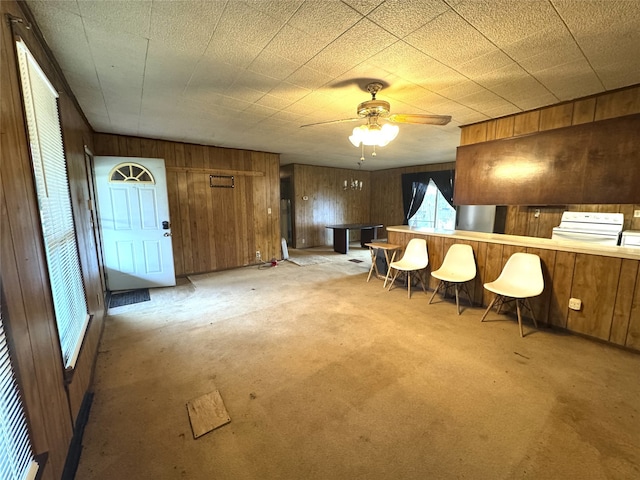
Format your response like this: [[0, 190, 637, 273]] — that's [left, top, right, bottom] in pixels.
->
[[401, 170, 455, 224]]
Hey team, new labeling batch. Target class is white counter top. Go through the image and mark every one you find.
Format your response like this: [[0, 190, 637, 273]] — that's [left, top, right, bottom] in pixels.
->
[[386, 225, 640, 261]]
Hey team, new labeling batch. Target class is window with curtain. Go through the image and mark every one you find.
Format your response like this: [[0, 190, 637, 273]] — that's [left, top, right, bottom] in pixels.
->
[[16, 39, 89, 370], [407, 179, 457, 230], [0, 306, 39, 480], [402, 170, 456, 230]]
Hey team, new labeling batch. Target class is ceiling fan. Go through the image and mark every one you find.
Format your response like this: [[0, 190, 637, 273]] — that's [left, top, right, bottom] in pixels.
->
[[300, 82, 452, 129]]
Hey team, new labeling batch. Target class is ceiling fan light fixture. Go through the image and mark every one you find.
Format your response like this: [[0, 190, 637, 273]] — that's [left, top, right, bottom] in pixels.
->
[[348, 123, 399, 147]]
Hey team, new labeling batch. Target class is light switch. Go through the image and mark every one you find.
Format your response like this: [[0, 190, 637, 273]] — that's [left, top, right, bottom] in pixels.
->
[[634, 210, 640, 218], [267, 207, 272, 214]]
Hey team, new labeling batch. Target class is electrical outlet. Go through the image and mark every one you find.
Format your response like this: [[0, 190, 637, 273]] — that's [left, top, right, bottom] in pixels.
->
[[256, 251, 261, 261], [569, 298, 582, 311], [634, 210, 640, 218]]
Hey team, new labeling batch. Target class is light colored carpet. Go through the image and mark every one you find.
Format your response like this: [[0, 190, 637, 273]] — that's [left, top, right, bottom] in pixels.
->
[[76, 245, 640, 480]]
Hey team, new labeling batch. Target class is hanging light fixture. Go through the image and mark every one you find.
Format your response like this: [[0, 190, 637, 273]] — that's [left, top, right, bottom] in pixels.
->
[[348, 117, 399, 160], [343, 160, 365, 191]]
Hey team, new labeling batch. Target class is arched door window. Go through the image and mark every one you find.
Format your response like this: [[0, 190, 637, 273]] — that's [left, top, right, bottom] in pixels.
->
[[108, 163, 155, 183]]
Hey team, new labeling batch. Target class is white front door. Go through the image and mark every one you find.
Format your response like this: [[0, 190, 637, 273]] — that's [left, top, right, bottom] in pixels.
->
[[94, 156, 176, 290]]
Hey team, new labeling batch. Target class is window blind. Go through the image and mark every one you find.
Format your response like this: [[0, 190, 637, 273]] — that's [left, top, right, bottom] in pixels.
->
[[16, 40, 89, 370], [0, 308, 38, 480]]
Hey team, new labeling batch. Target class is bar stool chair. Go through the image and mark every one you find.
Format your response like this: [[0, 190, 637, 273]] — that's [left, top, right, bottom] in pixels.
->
[[429, 243, 476, 314], [481, 252, 544, 337], [387, 238, 429, 298]]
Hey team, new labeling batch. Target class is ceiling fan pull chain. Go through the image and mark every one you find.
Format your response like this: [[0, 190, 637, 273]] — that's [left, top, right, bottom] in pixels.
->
[[372, 145, 377, 157], [360, 144, 365, 161]]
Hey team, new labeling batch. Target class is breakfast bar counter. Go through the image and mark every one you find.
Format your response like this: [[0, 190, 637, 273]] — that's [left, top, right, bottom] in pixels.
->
[[386, 225, 640, 352]]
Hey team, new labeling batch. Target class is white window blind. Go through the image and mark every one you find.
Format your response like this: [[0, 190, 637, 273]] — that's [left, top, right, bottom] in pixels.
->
[[0, 308, 39, 480], [16, 40, 89, 370]]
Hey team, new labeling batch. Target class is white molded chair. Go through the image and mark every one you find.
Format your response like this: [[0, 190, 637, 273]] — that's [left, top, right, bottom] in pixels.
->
[[387, 238, 429, 298], [429, 244, 477, 315], [480, 252, 544, 337]]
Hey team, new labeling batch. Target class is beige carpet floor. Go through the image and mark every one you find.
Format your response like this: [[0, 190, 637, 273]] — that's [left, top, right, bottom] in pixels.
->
[[76, 245, 640, 480]]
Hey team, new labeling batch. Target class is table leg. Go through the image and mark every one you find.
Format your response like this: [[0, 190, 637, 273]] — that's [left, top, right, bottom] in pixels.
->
[[383, 250, 397, 288], [367, 247, 377, 282], [333, 228, 348, 254]]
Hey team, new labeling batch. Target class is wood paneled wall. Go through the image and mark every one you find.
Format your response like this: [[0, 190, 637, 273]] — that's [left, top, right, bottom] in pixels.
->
[[370, 162, 456, 238], [1, 2, 106, 478], [387, 231, 640, 351], [288, 163, 371, 248], [459, 84, 640, 238], [93, 134, 281, 274]]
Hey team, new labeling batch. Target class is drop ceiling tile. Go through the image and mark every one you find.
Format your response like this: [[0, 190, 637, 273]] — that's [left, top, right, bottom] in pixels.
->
[[255, 94, 294, 110], [285, 66, 334, 90], [202, 33, 263, 69], [502, 26, 582, 68], [148, 0, 225, 55], [457, 50, 514, 79], [264, 24, 327, 64], [305, 19, 397, 77], [248, 50, 302, 81], [453, 0, 563, 47], [267, 82, 312, 103], [369, 42, 457, 87], [245, 0, 304, 19], [28, 0, 80, 16], [186, 60, 243, 96], [287, 0, 363, 43], [366, 0, 450, 38], [144, 40, 200, 90], [228, 70, 281, 96], [533, 60, 603, 101], [214, 1, 286, 50], [405, 10, 497, 67], [83, 19, 147, 86], [342, 0, 385, 16], [553, 0, 640, 37], [25, 4, 95, 77], [77, 0, 152, 38]]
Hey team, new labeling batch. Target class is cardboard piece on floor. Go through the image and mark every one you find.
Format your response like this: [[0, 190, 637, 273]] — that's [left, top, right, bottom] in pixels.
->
[[186, 389, 231, 439]]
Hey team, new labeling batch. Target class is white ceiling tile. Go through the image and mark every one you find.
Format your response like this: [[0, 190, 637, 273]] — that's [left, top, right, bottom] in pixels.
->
[[248, 50, 302, 81], [366, 0, 451, 38], [148, 0, 225, 55], [202, 33, 263, 69], [341, 0, 385, 16], [287, 1, 363, 42], [405, 10, 496, 66], [244, 0, 304, 19], [214, 1, 286, 49], [533, 60, 603, 101], [285, 66, 334, 90], [24, 0, 640, 170], [453, 0, 563, 47], [263, 24, 327, 64], [77, 0, 152, 38]]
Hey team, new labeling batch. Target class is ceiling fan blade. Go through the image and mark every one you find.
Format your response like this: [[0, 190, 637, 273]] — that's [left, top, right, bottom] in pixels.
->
[[388, 113, 452, 125], [300, 117, 360, 128]]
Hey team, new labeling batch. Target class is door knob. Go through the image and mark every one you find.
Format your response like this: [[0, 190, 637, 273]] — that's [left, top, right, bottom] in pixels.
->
[[164, 232, 172, 237]]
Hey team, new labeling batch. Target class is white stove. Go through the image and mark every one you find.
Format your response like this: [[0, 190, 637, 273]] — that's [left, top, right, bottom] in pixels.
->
[[551, 212, 624, 246]]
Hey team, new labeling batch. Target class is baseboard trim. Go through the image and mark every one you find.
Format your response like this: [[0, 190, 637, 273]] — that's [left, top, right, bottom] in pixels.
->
[[62, 391, 94, 480]]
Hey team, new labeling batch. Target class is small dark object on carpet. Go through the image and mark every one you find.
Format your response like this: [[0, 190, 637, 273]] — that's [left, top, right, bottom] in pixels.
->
[[349, 259, 363, 263], [108, 289, 150, 308]]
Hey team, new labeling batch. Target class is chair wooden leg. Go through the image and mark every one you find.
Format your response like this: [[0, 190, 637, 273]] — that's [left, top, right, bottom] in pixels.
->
[[407, 272, 411, 298], [481, 296, 498, 322], [455, 285, 461, 315], [429, 281, 442, 304], [516, 300, 524, 337]]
